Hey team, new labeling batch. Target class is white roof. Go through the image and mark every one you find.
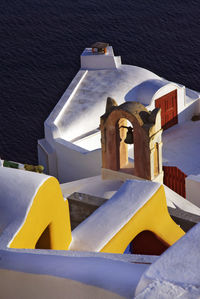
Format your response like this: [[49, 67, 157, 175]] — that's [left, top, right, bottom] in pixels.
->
[[54, 65, 164, 141], [162, 120, 200, 175], [46, 57, 200, 147], [164, 184, 200, 215]]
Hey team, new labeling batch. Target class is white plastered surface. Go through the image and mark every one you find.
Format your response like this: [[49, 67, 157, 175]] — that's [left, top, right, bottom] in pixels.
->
[[0, 167, 50, 248], [135, 222, 200, 298], [162, 120, 200, 175], [69, 180, 160, 252]]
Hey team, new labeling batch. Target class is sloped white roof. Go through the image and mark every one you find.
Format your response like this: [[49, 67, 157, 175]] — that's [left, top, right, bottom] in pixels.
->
[[54, 65, 164, 141], [46, 59, 199, 145]]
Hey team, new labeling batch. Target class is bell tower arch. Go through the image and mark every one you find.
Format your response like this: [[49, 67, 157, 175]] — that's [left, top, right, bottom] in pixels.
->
[[100, 97, 163, 183]]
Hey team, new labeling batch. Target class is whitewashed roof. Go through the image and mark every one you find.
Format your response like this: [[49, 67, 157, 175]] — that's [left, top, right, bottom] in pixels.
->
[[53, 65, 165, 141]]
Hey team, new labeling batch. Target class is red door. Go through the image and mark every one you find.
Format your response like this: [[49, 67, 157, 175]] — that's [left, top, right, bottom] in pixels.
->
[[155, 90, 178, 130]]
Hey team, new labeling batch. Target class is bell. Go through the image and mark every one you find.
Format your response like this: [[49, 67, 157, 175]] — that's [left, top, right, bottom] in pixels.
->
[[124, 127, 134, 144]]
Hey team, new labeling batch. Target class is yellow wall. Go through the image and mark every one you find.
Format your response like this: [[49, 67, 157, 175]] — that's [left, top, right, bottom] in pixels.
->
[[9, 177, 72, 250], [101, 185, 185, 254], [9, 178, 184, 254]]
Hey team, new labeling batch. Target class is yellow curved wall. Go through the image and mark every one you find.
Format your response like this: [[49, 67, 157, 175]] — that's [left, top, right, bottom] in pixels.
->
[[9, 177, 72, 250], [8, 178, 184, 254], [100, 185, 185, 254]]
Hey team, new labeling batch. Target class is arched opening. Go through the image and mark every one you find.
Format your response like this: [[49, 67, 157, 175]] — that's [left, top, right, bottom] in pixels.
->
[[101, 100, 163, 182], [35, 224, 51, 249], [130, 230, 169, 255], [118, 118, 134, 175]]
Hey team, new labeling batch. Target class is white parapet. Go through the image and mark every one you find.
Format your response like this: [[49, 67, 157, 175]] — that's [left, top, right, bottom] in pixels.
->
[[186, 174, 200, 207], [80, 46, 121, 70]]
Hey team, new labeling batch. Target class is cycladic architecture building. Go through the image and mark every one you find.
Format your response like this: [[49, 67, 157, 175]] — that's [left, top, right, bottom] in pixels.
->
[[1, 44, 200, 299], [38, 44, 200, 183]]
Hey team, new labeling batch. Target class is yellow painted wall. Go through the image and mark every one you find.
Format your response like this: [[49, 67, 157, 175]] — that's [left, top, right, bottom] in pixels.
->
[[9, 178, 184, 254], [100, 185, 185, 254], [9, 177, 72, 250]]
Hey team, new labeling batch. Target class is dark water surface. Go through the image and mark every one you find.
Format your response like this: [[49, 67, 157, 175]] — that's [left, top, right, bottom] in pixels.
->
[[0, 0, 200, 163]]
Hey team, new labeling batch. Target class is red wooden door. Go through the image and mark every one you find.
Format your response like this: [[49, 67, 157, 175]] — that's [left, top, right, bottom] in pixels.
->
[[155, 90, 178, 130]]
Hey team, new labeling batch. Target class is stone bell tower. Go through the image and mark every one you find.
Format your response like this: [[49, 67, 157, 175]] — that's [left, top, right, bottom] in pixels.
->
[[100, 97, 163, 183]]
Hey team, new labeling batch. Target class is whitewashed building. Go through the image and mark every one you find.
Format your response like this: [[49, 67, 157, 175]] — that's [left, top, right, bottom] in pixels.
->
[[38, 45, 200, 183]]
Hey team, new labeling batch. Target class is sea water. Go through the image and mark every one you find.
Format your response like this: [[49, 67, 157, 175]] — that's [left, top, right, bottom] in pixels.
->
[[0, 0, 199, 163]]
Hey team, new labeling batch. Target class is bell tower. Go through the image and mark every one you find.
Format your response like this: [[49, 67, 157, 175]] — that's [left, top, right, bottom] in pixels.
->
[[100, 97, 163, 183]]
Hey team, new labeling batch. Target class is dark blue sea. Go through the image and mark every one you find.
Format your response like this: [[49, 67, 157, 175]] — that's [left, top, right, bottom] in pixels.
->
[[0, 0, 200, 164]]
